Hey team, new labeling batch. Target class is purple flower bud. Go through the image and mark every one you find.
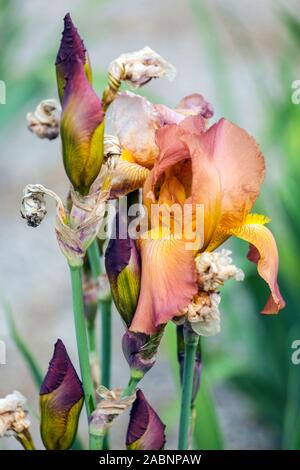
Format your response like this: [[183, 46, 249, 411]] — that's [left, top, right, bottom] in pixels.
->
[[40, 339, 83, 450], [56, 14, 105, 195], [105, 212, 141, 327], [56, 13, 92, 102], [126, 389, 166, 450]]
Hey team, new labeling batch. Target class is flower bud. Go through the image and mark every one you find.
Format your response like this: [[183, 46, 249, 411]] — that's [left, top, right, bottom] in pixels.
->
[[122, 329, 163, 381], [56, 14, 105, 195], [40, 339, 83, 450], [56, 13, 92, 102], [126, 389, 166, 450], [105, 212, 141, 327]]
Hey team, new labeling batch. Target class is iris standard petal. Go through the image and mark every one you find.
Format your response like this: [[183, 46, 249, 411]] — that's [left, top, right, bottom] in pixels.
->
[[200, 118, 265, 227]]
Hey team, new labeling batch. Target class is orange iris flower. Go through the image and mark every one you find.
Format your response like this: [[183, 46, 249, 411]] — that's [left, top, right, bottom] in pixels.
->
[[128, 115, 285, 334]]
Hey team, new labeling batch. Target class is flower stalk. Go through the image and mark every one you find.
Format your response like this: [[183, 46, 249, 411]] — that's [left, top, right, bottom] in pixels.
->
[[69, 265, 96, 417], [178, 324, 199, 450], [87, 240, 112, 389]]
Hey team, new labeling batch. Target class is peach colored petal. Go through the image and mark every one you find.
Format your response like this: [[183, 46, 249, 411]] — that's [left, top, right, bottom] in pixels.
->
[[111, 92, 160, 168], [200, 118, 265, 226], [151, 117, 204, 186], [181, 133, 222, 250], [130, 232, 197, 334], [229, 221, 285, 314]]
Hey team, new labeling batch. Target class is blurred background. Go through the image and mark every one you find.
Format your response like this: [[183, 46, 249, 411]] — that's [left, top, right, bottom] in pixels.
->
[[0, 0, 300, 450]]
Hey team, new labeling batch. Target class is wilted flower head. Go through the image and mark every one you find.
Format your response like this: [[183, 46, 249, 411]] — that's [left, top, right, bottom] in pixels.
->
[[0, 391, 31, 438], [21, 183, 109, 267], [180, 250, 244, 336], [126, 389, 166, 450], [102, 47, 176, 109], [56, 13, 105, 195], [26, 99, 60, 140], [40, 339, 83, 450]]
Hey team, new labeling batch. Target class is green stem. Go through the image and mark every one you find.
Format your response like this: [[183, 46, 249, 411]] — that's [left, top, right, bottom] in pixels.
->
[[87, 321, 96, 353], [15, 431, 35, 450], [87, 240, 112, 389], [87, 239, 102, 279], [89, 433, 104, 450], [101, 300, 112, 388], [178, 328, 199, 450], [121, 376, 141, 398], [69, 265, 96, 417]]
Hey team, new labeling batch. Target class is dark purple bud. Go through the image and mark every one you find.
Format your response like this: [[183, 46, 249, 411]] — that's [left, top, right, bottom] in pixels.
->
[[40, 339, 83, 450], [56, 13, 92, 102], [126, 389, 166, 450]]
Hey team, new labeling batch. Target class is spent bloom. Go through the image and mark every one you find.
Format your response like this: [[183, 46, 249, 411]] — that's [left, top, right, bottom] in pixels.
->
[[40, 339, 83, 450], [26, 99, 60, 140], [102, 46, 176, 109], [21, 183, 109, 267], [89, 386, 136, 440], [128, 115, 285, 334], [0, 391, 31, 438]]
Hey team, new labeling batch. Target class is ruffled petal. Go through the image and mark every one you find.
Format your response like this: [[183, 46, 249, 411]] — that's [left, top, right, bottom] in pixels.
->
[[181, 132, 221, 249], [200, 118, 265, 227], [110, 158, 150, 198], [130, 231, 197, 334], [229, 215, 285, 314], [111, 92, 160, 168]]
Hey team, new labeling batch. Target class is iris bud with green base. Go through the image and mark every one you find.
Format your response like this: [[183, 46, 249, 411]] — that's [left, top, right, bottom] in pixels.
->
[[40, 339, 83, 450], [56, 13, 105, 195], [105, 212, 141, 327]]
